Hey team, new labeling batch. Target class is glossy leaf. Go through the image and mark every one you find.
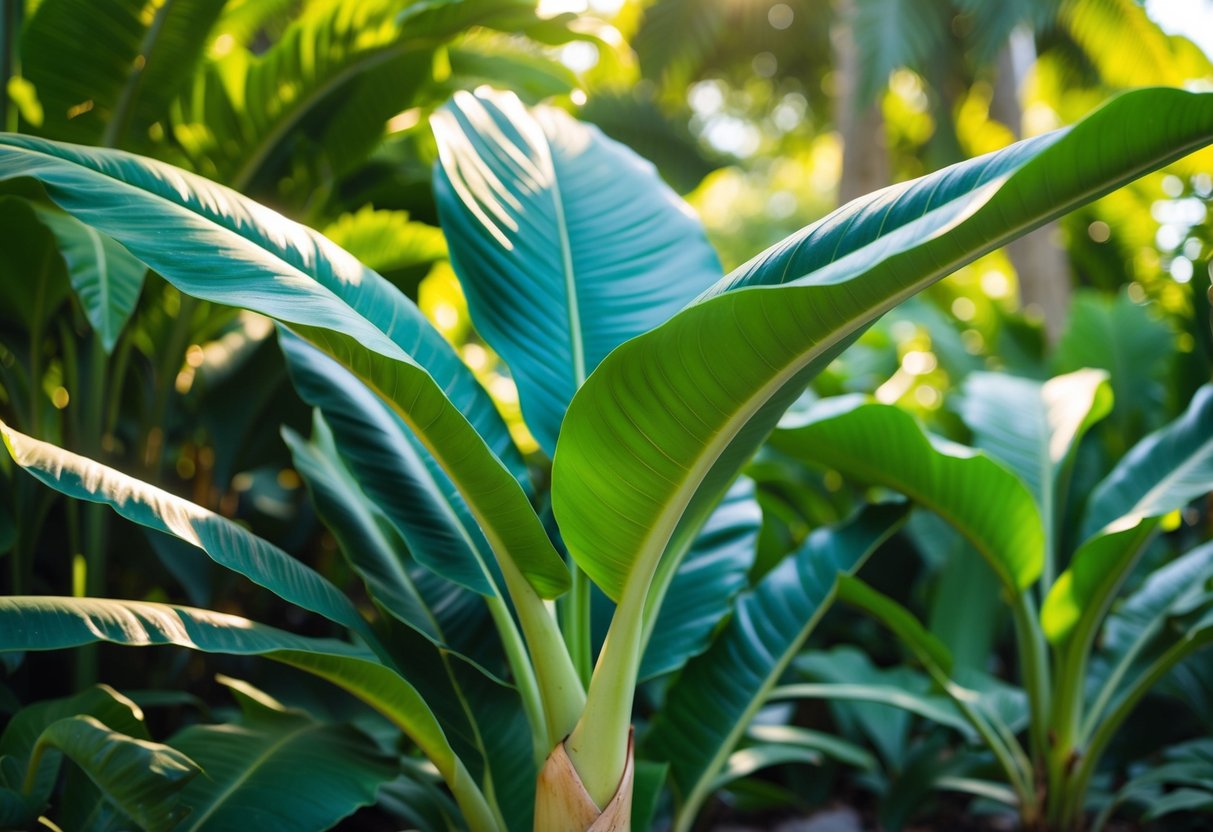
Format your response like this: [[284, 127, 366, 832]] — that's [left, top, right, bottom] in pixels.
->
[[29, 716, 199, 832], [645, 502, 906, 817], [775, 399, 1043, 590], [0, 420, 376, 646], [169, 688, 396, 832], [552, 88, 1213, 605], [0, 133, 566, 598], [34, 207, 146, 352], [432, 86, 723, 455], [279, 332, 504, 597], [1081, 383, 1213, 541]]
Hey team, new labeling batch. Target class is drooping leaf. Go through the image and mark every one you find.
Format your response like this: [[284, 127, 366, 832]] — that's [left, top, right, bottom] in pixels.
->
[[0, 132, 566, 599], [432, 86, 723, 455], [552, 88, 1213, 607], [774, 399, 1043, 591], [1080, 383, 1213, 541], [0, 420, 376, 646], [0, 196, 70, 333], [34, 207, 146, 352], [28, 716, 199, 832], [0, 685, 150, 807], [644, 502, 906, 820], [169, 687, 396, 832]]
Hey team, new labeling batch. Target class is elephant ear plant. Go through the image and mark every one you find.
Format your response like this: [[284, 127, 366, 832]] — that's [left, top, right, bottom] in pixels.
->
[[0, 86, 1210, 830], [770, 373, 1213, 829]]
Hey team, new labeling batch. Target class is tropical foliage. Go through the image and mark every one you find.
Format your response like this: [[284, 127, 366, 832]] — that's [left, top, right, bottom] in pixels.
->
[[0, 1, 1211, 831]]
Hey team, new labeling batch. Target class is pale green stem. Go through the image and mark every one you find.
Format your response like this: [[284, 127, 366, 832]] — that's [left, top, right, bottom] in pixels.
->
[[485, 593, 548, 765], [565, 571, 648, 808], [563, 565, 592, 687]]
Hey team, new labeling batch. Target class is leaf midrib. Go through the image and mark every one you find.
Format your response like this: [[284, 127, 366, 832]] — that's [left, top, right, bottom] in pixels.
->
[[177, 721, 326, 831]]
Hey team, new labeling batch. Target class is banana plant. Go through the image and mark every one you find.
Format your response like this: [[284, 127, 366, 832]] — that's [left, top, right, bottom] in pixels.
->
[[0, 85, 1210, 830], [769, 372, 1213, 829]]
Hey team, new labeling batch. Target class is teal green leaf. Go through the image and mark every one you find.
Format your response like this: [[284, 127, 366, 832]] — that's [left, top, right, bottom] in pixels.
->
[[432, 86, 723, 455], [775, 399, 1043, 590], [21, 0, 226, 147], [283, 414, 442, 637], [1085, 540, 1213, 732], [169, 687, 396, 832], [28, 716, 198, 832], [34, 207, 146, 352], [0, 420, 376, 646], [644, 502, 906, 818], [1081, 383, 1213, 540], [552, 88, 1213, 605], [0, 596, 498, 831], [279, 332, 504, 597], [0, 132, 565, 598]]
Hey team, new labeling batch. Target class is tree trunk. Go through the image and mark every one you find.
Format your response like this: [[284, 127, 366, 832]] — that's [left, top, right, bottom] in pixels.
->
[[832, 0, 890, 204], [534, 731, 634, 831], [990, 30, 1072, 345]]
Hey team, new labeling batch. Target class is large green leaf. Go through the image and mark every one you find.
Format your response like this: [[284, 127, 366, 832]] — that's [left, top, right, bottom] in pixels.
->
[[432, 86, 723, 455], [644, 502, 906, 820], [1080, 383, 1213, 541], [34, 207, 146, 353], [21, 0, 226, 147], [0, 596, 498, 831], [0, 132, 566, 599], [169, 684, 396, 832], [28, 716, 199, 832], [774, 399, 1043, 591], [0, 420, 376, 646], [551, 88, 1213, 607]]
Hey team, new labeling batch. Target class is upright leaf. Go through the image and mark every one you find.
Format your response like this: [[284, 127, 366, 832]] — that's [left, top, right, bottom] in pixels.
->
[[432, 86, 723, 454], [645, 503, 906, 820]]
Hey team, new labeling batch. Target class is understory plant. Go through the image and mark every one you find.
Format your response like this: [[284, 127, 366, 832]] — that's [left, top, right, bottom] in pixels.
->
[[769, 371, 1213, 829], [0, 85, 1210, 830]]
